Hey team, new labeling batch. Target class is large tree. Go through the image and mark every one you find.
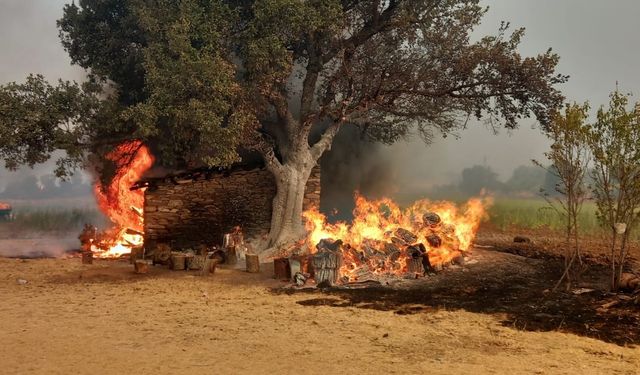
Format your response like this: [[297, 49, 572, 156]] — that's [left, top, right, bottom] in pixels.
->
[[0, 0, 566, 249]]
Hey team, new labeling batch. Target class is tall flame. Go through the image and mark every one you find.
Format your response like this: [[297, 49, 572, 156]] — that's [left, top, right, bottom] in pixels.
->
[[92, 141, 154, 258], [303, 194, 490, 281]]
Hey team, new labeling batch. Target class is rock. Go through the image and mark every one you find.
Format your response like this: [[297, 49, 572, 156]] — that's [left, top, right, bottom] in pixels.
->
[[16, 279, 27, 285], [513, 236, 531, 243], [441, 223, 455, 235], [619, 273, 640, 291], [572, 288, 596, 295], [293, 272, 307, 286], [451, 254, 465, 266]]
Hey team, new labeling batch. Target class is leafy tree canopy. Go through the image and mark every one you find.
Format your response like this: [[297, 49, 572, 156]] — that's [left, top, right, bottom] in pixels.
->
[[0, 0, 567, 179], [506, 165, 546, 193], [459, 164, 503, 195]]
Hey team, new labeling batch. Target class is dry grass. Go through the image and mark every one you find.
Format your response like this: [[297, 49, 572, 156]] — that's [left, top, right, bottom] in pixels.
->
[[0, 258, 638, 374]]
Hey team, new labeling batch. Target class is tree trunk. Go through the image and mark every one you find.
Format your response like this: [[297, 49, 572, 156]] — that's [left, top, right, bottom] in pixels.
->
[[616, 231, 630, 290], [258, 120, 341, 252], [610, 230, 618, 291], [267, 161, 314, 248]]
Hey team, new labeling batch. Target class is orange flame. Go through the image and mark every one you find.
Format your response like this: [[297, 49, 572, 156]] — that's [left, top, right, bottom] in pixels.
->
[[302, 194, 490, 281], [92, 141, 154, 258]]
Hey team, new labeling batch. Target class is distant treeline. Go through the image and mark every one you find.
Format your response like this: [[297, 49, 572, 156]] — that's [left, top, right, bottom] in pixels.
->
[[0, 174, 92, 200], [428, 164, 570, 200], [0, 164, 567, 202]]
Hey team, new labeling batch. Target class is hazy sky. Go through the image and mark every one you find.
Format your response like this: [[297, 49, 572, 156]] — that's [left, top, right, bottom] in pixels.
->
[[385, 0, 640, 192], [1, 0, 640, 192]]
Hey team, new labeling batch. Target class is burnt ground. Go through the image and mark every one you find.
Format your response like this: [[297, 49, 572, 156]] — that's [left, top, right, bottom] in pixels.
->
[[278, 248, 640, 347]]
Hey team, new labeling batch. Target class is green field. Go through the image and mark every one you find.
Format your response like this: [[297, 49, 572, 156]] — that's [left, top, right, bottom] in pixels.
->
[[2, 207, 105, 233], [0, 197, 625, 238], [487, 198, 618, 238]]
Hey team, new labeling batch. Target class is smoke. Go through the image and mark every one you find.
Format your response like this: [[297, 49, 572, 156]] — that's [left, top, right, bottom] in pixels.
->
[[0, 0, 83, 83], [321, 0, 640, 212], [3, 0, 640, 224], [0, 238, 78, 259], [320, 126, 396, 221], [0, 199, 106, 257], [0, 0, 88, 190]]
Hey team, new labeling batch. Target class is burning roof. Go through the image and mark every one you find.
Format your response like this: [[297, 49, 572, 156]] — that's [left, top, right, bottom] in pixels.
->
[[130, 162, 268, 191]]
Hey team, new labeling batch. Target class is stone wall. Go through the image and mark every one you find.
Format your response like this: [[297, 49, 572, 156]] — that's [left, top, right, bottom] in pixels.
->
[[144, 166, 321, 249]]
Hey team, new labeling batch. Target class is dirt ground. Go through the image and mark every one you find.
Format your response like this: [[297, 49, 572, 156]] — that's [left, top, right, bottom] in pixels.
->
[[1, 248, 639, 375], [475, 224, 640, 267]]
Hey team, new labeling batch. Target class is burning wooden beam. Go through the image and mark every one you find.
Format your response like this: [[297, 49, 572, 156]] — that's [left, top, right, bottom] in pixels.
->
[[130, 206, 144, 218]]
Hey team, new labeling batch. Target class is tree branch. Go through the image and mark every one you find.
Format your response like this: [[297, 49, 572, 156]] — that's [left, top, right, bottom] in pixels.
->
[[267, 94, 297, 143], [245, 128, 283, 173], [310, 120, 343, 161], [261, 146, 283, 173], [301, 33, 322, 122], [320, 0, 404, 65]]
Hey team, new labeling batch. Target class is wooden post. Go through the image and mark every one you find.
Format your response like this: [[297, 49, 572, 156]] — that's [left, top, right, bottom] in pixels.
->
[[134, 259, 150, 274], [406, 257, 424, 276], [307, 254, 315, 277], [274, 258, 291, 280], [289, 257, 301, 279], [129, 247, 144, 264], [198, 258, 219, 276], [82, 251, 93, 265], [171, 253, 186, 270], [246, 254, 260, 273], [226, 246, 238, 266], [153, 243, 172, 265], [185, 253, 196, 269], [312, 252, 342, 286], [209, 259, 219, 274]]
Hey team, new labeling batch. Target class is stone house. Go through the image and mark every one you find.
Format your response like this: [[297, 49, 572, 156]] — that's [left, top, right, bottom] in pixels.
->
[[133, 165, 321, 250]]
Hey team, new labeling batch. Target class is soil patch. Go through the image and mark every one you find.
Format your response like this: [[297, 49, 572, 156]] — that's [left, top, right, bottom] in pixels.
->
[[280, 248, 640, 346]]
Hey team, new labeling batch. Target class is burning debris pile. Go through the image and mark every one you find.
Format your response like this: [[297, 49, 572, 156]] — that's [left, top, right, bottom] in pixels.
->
[[280, 195, 488, 286], [80, 141, 154, 259]]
